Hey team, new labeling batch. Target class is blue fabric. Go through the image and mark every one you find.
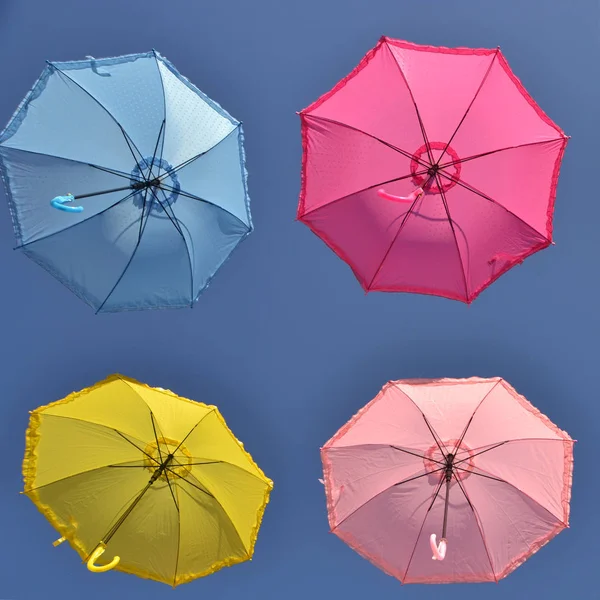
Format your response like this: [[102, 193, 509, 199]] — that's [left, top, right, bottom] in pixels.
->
[[0, 51, 251, 312]]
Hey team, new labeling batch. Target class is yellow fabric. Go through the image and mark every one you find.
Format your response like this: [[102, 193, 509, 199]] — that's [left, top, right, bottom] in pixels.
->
[[23, 374, 273, 587]]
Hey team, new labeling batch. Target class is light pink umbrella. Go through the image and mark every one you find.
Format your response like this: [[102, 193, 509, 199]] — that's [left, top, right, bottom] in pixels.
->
[[321, 377, 574, 583], [298, 37, 569, 303]]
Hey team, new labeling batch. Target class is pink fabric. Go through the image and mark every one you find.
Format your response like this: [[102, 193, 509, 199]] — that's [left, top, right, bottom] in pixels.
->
[[321, 377, 574, 584], [298, 37, 568, 303]]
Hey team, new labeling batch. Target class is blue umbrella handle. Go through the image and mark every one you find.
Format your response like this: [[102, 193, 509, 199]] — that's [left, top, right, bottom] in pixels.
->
[[51, 194, 84, 213]]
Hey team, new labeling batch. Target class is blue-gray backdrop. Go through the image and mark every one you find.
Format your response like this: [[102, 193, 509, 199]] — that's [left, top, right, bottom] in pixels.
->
[[0, 1, 596, 599]]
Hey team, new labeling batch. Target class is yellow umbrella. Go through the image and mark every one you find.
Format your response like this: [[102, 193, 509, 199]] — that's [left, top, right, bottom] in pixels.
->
[[22, 374, 273, 587]]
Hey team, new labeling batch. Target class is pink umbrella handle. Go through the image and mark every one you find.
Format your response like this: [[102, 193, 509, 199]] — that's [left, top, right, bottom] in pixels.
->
[[430, 534, 447, 561], [377, 187, 424, 203]]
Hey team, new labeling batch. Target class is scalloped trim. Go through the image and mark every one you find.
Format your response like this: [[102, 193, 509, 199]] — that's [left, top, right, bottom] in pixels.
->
[[23, 374, 272, 587], [497, 378, 574, 528], [0, 63, 54, 246], [494, 51, 568, 242], [297, 38, 568, 304], [298, 37, 387, 218], [383, 36, 497, 57], [153, 50, 239, 128], [320, 377, 574, 582]]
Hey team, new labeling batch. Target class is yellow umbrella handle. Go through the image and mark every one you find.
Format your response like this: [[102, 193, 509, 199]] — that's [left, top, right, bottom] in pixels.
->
[[87, 543, 120, 573]]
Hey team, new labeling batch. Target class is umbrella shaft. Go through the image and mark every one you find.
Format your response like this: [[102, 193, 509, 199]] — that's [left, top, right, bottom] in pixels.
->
[[103, 481, 153, 544], [74, 181, 164, 200], [74, 185, 134, 200], [101, 455, 175, 545], [442, 477, 451, 539]]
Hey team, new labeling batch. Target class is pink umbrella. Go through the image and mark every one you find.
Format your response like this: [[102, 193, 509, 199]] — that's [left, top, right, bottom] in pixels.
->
[[321, 377, 574, 583], [298, 37, 568, 303]]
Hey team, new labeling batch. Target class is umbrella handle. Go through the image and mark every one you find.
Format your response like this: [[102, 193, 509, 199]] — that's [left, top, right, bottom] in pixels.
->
[[377, 187, 424, 203], [87, 543, 120, 573], [51, 194, 84, 213], [430, 534, 447, 561]]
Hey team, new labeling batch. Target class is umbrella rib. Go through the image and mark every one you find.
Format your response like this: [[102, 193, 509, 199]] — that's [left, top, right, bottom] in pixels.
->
[[298, 168, 430, 219], [157, 125, 241, 182], [95, 187, 153, 313], [16, 189, 139, 250], [170, 410, 216, 456], [453, 440, 508, 467], [451, 380, 503, 457], [146, 119, 166, 181], [401, 473, 446, 582], [49, 64, 144, 168], [165, 468, 250, 555], [437, 171, 549, 240], [164, 467, 214, 498], [152, 50, 168, 171], [452, 472, 498, 582], [436, 173, 470, 301], [94, 480, 155, 551], [150, 411, 164, 463], [436, 138, 566, 171], [148, 410, 180, 512], [455, 437, 573, 467], [172, 482, 182, 587], [158, 183, 251, 233], [437, 51, 499, 166], [393, 389, 449, 458], [454, 465, 505, 483], [326, 443, 439, 465], [421, 414, 447, 457], [454, 464, 568, 526], [0, 146, 134, 181], [151, 188, 195, 306], [331, 467, 445, 532], [383, 40, 435, 165], [390, 445, 444, 465], [365, 191, 424, 291], [186, 459, 269, 483], [303, 114, 430, 168], [33, 412, 156, 462], [113, 430, 161, 464], [23, 459, 154, 494], [164, 469, 180, 513]]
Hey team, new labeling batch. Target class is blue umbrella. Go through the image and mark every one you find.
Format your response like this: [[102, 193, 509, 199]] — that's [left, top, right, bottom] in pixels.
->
[[0, 51, 252, 312]]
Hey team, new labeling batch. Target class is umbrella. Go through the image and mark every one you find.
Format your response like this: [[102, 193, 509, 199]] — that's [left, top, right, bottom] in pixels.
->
[[23, 375, 272, 586], [0, 51, 252, 312], [298, 37, 568, 303], [321, 377, 574, 583]]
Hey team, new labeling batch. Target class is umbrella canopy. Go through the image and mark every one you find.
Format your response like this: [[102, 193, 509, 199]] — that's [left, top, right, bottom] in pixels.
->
[[23, 375, 272, 586], [0, 51, 251, 312], [321, 377, 574, 584], [298, 37, 568, 303]]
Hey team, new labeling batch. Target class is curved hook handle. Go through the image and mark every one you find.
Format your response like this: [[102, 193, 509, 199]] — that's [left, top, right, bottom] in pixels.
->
[[51, 194, 83, 213], [430, 534, 447, 561], [87, 543, 120, 573], [377, 187, 424, 203]]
